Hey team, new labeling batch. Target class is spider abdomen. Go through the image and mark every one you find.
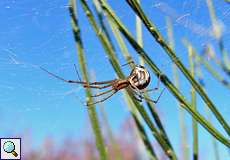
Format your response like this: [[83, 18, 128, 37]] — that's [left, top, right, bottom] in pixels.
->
[[129, 65, 150, 90]]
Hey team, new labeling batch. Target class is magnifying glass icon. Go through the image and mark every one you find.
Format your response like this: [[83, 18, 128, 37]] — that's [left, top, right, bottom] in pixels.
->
[[3, 141, 18, 157]]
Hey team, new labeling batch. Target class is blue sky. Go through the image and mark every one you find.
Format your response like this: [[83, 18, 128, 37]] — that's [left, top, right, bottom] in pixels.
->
[[0, 0, 229, 159]]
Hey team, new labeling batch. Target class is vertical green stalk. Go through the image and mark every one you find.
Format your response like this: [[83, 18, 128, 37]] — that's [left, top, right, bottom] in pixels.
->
[[126, 0, 230, 135], [212, 139, 220, 160], [186, 40, 221, 160], [166, 17, 189, 160], [99, 104, 123, 160], [68, 1, 107, 159], [92, 0, 115, 51], [135, 0, 144, 66], [107, 15, 135, 68], [206, 0, 221, 39], [188, 44, 198, 160], [195, 58, 220, 160]]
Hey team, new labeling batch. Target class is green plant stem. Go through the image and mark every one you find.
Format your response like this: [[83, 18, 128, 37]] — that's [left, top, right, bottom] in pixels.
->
[[80, 0, 177, 159], [92, 0, 115, 51], [107, 16, 134, 68], [99, 104, 123, 160], [194, 62, 221, 160], [68, 1, 107, 160], [188, 44, 198, 160], [98, 0, 230, 147], [126, 0, 230, 136], [135, 0, 144, 66], [173, 61, 190, 160], [166, 17, 189, 160]]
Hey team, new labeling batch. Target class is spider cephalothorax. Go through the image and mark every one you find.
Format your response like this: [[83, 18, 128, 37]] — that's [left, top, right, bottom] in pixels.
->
[[129, 65, 151, 90]]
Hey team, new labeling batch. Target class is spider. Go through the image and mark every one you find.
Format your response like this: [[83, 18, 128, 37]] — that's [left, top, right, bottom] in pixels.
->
[[40, 64, 164, 106]]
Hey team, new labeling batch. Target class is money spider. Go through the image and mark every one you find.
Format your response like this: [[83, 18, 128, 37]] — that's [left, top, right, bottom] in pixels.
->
[[41, 64, 164, 106]]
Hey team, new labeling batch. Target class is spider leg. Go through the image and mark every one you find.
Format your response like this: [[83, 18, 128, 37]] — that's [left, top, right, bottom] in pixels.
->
[[74, 64, 82, 81], [86, 91, 118, 106], [145, 74, 162, 93], [132, 94, 143, 102], [91, 88, 114, 97], [121, 60, 135, 67], [83, 83, 112, 89], [41, 67, 116, 85], [126, 87, 142, 102], [142, 88, 165, 103]]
